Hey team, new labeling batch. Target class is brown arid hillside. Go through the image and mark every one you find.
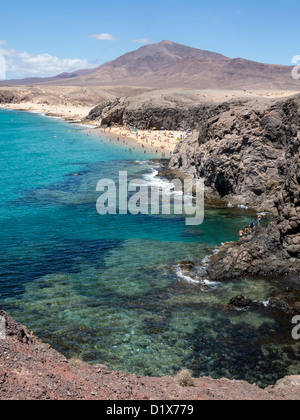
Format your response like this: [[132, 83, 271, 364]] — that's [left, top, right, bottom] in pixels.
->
[[1, 41, 300, 91]]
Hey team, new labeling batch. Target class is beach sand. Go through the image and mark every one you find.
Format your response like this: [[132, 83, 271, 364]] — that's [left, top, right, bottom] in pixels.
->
[[0, 102, 187, 154], [0, 102, 93, 121], [1, 86, 298, 153], [108, 126, 188, 154]]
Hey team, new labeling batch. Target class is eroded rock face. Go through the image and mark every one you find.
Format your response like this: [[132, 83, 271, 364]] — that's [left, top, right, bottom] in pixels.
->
[[0, 310, 34, 344], [166, 94, 300, 279], [0, 91, 16, 104], [170, 95, 300, 212], [208, 149, 300, 280], [86, 96, 215, 131]]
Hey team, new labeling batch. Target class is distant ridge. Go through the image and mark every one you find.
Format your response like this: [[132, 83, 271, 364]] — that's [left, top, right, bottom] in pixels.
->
[[1, 40, 299, 90]]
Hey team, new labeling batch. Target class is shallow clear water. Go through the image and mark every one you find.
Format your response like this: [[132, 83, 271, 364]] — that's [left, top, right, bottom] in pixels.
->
[[1, 109, 299, 387]]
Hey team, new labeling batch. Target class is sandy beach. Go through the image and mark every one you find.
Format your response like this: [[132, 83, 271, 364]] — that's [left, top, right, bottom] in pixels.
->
[[1, 86, 298, 154], [0, 102, 93, 121], [107, 126, 189, 154], [0, 102, 188, 154]]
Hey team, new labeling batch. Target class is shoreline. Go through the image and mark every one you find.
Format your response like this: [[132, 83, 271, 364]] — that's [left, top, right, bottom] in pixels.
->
[[0, 102, 190, 154], [1, 309, 300, 400], [0, 102, 299, 399]]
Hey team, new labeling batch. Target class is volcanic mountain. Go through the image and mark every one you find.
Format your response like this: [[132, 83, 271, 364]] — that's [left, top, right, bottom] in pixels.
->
[[2, 40, 299, 90]]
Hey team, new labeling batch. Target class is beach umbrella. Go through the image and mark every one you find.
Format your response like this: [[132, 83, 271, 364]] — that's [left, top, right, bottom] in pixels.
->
[[134, 129, 138, 132]]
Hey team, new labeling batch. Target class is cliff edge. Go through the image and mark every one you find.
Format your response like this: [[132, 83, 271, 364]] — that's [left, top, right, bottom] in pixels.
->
[[1, 310, 300, 400], [169, 94, 300, 279]]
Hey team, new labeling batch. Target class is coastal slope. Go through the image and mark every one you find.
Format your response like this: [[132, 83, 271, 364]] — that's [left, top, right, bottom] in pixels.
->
[[1, 310, 299, 400]]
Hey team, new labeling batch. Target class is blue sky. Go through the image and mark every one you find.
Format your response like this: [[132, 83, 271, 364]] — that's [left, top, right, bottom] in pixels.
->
[[1, 0, 300, 79]]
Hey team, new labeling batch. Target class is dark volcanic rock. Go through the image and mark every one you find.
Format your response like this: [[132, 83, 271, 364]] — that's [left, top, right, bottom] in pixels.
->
[[268, 287, 300, 316], [166, 94, 300, 279], [86, 96, 215, 131], [207, 160, 300, 280], [228, 295, 253, 308], [170, 94, 300, 212]]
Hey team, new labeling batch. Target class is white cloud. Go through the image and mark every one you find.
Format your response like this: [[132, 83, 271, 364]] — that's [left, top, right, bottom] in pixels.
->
[[131, 38, 153, 44], [0, 56, 6, 80], [88, 33, 117, 41], [0, 44, 95, 79]]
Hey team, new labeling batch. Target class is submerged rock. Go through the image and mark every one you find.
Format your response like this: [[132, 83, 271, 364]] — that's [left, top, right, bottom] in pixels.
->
[[228, 295, 253, 308], [268, 287, 300, 316]]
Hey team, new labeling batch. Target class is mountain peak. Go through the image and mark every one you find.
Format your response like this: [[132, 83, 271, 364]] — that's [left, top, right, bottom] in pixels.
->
[[2, 40, 299, 91]]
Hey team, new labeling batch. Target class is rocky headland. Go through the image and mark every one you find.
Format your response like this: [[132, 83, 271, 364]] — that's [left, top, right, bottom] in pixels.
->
[[85, 90, 216, 130], [167, 94, 300, 280]]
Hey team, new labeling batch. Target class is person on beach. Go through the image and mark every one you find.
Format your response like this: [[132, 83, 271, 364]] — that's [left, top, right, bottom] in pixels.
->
[[258, 214, 262, 227], [239, 229, 244, 239], [249, 219, 255, 233], [245, 227, 250, 235]]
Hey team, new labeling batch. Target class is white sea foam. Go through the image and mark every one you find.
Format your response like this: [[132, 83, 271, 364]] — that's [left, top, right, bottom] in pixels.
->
[[143, 168, 183, 194], [227, 202, 249, 210], [175, 262, 219, 289], [261, 299, 270, 307], [46, 115, 63, 120], [135, 160, 148, 165], [73, 123, 96, 129], [175, 266, 201, 284]]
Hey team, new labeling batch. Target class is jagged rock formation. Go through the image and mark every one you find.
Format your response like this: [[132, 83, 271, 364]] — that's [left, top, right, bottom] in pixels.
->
[[164, 94, 299, 280], [0, 90, 16, 104], [170, 94, 300, 212], [85, 92, 215, 131], [208, 148, 299, 279], [87, 93, 300, 280]]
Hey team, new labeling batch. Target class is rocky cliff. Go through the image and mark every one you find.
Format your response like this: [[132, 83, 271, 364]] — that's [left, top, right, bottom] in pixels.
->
[[168, 94, 300, 279], [170, 94, 300, 212], [85, 92, 216, 131], [87, 93, 300, 214]]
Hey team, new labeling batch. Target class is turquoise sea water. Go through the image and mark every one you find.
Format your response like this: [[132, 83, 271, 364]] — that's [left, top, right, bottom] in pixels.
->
[[1, 109, 300, 387]]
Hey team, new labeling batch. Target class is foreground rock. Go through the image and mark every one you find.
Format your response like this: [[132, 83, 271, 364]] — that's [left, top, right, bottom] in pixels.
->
[[1, 310, 299, 400]]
